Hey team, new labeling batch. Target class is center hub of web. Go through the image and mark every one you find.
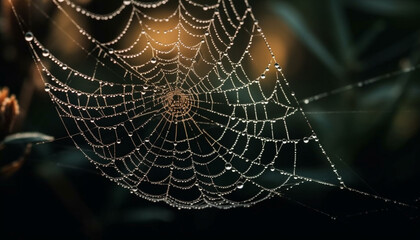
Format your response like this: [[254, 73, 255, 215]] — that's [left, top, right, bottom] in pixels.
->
[[163, 89, 192, 118]]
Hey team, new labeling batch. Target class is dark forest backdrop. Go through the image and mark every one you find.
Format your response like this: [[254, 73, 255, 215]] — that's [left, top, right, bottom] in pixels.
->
[[1, 0, 419, 238]]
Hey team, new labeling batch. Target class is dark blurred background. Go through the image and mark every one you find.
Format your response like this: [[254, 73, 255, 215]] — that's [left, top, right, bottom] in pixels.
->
[[0, 0, 419, 238]]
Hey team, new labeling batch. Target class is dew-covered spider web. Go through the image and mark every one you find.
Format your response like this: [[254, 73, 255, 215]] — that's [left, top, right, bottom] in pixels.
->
[[10, 0, 418, 215]]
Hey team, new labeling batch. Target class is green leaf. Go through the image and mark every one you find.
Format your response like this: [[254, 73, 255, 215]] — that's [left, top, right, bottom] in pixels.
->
[[272, 1, 345, 78], [353, 21, 386, 57], [2, 132, 54, 145], [345, 0, 420, 16], [329, 0, 353, 64]]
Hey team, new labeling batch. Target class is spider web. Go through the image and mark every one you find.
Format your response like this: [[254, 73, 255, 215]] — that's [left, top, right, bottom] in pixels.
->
[[10, 0, 415, 213]]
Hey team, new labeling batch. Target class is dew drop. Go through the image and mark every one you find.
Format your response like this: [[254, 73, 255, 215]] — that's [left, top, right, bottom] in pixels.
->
[[225, 163, 232, 170], [116, 139, 122, 144], [270, 165, 275, 172], [42, 49, 50, 57], [25, 32, 34, 42], [128, 132, 133, 137], [123, 0, 131, 5], [260, 74, 266, 79], [237, 182, 244, 189], [108, 48, 114, 54], [151, 57, 157, 64]]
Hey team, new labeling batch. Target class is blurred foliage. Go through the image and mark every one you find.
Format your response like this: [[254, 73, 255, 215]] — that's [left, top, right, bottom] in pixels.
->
[[0, 0, 419, 238]]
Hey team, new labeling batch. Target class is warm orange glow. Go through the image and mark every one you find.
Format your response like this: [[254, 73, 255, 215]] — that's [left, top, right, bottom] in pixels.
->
[[252, 16, 296, 75]]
